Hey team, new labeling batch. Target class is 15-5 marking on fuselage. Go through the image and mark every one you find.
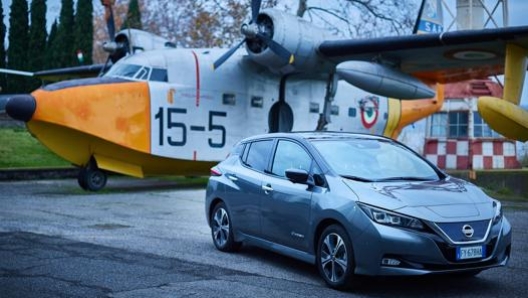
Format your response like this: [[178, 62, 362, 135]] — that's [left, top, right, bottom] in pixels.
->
[[154, 107, 227, 148]]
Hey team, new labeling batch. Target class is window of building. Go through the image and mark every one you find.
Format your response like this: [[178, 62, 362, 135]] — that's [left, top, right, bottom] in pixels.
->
[[448, 111, 468, 138], [473, 112, 502, 138], [429, 111, 468, 138], [429, 112, 447, 137]]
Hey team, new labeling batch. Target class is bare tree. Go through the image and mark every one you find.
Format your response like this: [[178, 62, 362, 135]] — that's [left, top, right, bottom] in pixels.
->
[[296, 0, 417, 38], [90, 0, 417, 63]]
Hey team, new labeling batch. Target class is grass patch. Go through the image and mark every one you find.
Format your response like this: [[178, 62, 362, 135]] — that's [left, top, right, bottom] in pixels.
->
[[0, 127, 70, 168]]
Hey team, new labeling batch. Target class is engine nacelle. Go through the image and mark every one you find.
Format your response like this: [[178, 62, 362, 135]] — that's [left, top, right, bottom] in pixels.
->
[[246, 9, 333, 75], [104, 29, 176, 63]]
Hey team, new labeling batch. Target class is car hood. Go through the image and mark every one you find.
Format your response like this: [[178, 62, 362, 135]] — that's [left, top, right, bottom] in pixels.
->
[[343, 177, 494, 221]]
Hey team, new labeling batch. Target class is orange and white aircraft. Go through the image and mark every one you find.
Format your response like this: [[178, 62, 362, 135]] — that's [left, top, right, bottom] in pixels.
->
[[4, 0, 528, 191]]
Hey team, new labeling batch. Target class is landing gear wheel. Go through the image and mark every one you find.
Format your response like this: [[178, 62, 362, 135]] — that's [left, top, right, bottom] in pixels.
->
[[77, 167, 88, 190], [317, 224, 356, 290], [77, 165, 107, 192], [211, 202, 241, 252]]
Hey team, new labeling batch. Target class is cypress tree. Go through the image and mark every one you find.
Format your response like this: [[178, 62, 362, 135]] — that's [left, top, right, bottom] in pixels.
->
[[45, 20, 59, 69], [74, 0, 93, 65], [28, 0, 47, 90], [6, 0, 29, 93], [0, 3, 6, 93], [122, 0, 142, 30], [55, 0, 75, 68]]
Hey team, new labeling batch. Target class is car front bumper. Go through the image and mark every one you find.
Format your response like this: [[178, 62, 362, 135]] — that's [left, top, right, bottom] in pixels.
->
[[352, 216, 512, 276]]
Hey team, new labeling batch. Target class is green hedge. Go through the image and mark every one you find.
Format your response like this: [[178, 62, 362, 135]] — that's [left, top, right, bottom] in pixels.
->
[[449, 170, 528, 199]]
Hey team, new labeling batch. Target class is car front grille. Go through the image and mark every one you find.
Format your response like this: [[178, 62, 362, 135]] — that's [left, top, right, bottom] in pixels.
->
[[433, 219, 491, 244]]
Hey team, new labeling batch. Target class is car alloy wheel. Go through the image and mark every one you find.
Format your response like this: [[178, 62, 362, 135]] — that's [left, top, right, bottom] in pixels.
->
[[211, 202, 240, 252], [317, 224, 355, 290]]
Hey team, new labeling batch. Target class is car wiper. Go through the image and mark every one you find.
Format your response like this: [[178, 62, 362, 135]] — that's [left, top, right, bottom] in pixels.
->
[[341, 175, 374, 182], [375, 176, 433, 182]]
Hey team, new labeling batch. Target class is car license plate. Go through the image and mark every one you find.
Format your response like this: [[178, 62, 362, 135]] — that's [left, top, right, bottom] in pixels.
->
[[456, 245, 486, 260]]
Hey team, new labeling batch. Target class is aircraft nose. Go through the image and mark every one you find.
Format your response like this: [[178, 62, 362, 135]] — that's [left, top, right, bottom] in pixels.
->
[[5, 94, 36, 122]]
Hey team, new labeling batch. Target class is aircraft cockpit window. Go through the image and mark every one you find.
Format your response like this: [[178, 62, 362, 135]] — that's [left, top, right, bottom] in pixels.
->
[[134, 66, 150, 80], [105, 63, 168, 82], [150, 68, 168, 82], [105, 64, 142, 79]]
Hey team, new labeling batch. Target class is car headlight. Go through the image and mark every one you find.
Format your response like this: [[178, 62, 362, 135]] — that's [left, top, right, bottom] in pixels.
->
[[492, 200, 503, 225], [358, 203, 424, 230]]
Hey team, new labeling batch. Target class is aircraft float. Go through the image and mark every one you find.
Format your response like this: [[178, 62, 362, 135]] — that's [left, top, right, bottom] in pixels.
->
[[3, 0, 528, 191]]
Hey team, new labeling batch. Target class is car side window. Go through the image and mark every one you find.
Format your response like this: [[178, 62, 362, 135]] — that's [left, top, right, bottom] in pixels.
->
[[244, 140, 274, 172], [271, 140, 312, 177]]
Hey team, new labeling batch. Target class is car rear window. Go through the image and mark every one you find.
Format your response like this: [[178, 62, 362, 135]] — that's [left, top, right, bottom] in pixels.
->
[[244, 140, 274, 172]]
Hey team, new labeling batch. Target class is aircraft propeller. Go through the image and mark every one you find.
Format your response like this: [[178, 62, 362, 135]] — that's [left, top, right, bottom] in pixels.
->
[[212, 0, 294, 70], [101, 0, 129, 64]]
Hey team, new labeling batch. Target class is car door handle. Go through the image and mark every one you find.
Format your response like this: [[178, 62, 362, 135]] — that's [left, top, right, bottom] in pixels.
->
[[262, 184, 273, 193], [226, 174, 238, 181]]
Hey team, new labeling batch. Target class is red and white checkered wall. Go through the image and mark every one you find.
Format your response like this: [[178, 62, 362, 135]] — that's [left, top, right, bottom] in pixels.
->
[[424, 139, 521, 170]]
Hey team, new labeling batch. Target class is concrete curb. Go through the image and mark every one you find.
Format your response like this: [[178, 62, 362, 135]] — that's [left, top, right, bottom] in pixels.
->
[[0, 168, 79, 181]]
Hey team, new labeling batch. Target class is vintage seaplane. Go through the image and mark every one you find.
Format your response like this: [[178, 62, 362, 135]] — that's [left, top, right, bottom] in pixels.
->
[[4, 0, 528, 191]]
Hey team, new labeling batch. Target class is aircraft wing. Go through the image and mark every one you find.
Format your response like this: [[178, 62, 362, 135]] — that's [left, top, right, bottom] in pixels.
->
[[318, 26, 528, 83], [0, 64, 109, 83], [33, 64, 109, 82]]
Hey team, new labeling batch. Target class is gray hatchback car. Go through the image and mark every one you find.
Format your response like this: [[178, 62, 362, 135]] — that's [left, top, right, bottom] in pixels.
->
[[205, 132, 511, 290]]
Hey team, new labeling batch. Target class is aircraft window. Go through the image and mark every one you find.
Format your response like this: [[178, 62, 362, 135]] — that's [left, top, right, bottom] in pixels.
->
[[348, 108, 357, 118], [310, 102, 319, 113], [331, 105, 339, 116], [105, 64, 142, 79], [251, 96, 263, 108], [384, 112, 388, 120], [223, 94, 236, 106], [150, 68, 168, 82], [245, 140, 273, 172], [135, 67, 150, 80]]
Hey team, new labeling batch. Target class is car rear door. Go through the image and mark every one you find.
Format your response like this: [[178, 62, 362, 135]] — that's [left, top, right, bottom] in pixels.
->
[[224, 139, 274, 237]]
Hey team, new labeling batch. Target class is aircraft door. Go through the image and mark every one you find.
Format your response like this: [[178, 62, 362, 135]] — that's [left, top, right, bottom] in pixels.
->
[[268, 101, 293, 133], [260, 140, 313, 250]]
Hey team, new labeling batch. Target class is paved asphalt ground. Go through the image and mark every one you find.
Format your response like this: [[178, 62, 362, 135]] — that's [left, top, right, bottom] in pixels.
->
[[0, 177, 527, 297]]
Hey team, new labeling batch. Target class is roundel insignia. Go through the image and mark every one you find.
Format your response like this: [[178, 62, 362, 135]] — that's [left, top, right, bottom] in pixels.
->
[[447, 49, 497, 61], [359, 96, 379, 129]]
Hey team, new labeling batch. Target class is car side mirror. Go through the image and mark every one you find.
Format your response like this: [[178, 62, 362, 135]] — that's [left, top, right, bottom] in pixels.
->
[[285, 168, 309, 184]]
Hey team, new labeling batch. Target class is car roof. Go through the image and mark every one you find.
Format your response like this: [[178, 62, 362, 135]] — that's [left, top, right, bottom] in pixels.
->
[[239, 131, 390, 144]]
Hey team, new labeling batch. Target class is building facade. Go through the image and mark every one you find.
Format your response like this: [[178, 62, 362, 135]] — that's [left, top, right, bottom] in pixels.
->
[[424, 80, 521, 170]]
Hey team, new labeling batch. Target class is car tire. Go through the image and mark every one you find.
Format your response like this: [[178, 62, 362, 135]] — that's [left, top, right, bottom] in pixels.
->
[[211, 202, 241, 252], [316, 224, 356, 290]]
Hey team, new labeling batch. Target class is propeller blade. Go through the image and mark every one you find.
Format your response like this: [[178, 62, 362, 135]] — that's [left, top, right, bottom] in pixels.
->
[[257, 33, 295, 65], [213, 39, 246, 70], [251, 0, 262, 22], [108, 8, 115, 39], [102, 0, 116, 39]]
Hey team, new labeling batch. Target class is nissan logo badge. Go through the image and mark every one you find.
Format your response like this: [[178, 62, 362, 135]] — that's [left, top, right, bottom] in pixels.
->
[[462, 224, 474, 238]]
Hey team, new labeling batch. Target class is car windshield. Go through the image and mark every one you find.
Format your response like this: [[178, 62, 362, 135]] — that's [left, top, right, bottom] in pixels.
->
[[311, 138, 439, 182]]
